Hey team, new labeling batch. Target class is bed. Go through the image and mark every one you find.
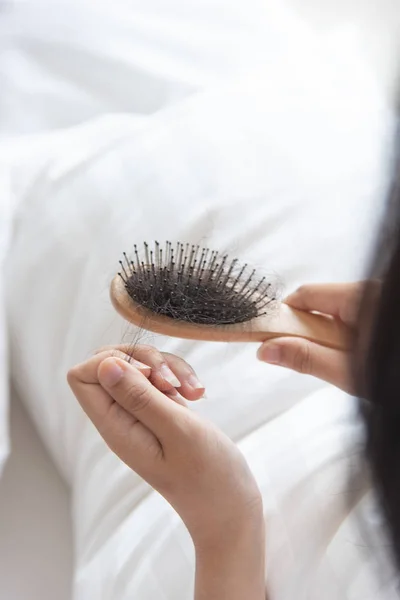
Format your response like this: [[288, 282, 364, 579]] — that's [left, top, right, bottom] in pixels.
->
[[0, 1, 397, 598]]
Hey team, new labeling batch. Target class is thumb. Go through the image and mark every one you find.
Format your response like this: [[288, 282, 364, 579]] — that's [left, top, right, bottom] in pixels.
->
[[257, 338, 353, 394], [98, 357, 182, 439]]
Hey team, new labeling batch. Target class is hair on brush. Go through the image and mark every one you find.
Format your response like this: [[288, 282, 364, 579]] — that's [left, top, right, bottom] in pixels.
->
[[112, 240, 348, 348], [117, 241, 280, 326]]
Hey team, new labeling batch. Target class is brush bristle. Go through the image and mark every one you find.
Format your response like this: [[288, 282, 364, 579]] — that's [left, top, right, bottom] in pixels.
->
[[118, 241, 278, 325]]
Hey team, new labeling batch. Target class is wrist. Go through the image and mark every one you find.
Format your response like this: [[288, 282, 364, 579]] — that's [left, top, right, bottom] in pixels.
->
[[193, 501, 265, 556], [193, 510, 266, 600]]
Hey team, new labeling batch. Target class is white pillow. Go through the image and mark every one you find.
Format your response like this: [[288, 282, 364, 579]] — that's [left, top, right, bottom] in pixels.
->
[[0, 0, 305, 135]]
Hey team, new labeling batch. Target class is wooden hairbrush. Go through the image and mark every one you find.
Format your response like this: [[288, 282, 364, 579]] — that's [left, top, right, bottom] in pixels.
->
[[110, 241, 349, 350]]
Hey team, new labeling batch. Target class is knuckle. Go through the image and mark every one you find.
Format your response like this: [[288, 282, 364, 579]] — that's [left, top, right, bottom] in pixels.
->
[[135, 344, 153, 353], [137, 345, 163, 364], [122, 380, 152, 413], [295, 285, 308, 297], [66, 367, 77, 386], [98, 349, 120, 362], [340, 283, 364, 325], [291, 342, 313, 375], [103, 349, 123, 360]]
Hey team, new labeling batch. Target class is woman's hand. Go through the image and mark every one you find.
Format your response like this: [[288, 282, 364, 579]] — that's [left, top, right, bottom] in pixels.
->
[[93, 343, 206, 401], [68, 345, 265, 599], [257, 283, 363, 394]]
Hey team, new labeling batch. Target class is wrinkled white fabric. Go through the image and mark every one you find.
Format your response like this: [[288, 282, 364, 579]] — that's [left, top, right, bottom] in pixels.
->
[[1, 1, 397, 597], [0, 0, 312, 135], [4, 59, 395, 597]]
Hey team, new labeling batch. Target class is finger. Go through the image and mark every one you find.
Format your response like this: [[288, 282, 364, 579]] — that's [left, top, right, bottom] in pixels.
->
[[97, 357, 184, 440], [67, 350, 149, 426], [162, 352, 205, 401], [68, 370, 163, 472], [95, 344, 205, 400], [70, 349, 151, 385], [95, 344, 180, 389], [285, 283, 363, 326], [257, 337, 354, 394], [68, 369, 115, 423]]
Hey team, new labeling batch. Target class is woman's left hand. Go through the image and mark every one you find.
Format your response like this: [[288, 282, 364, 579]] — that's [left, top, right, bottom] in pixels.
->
[[67, 345, 263, 547], [68, 344, 266, 599], [93, 343, 206, 401]]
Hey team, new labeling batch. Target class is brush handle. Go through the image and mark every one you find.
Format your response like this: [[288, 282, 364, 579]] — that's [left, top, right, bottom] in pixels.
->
[[247, 303, 349, 350]]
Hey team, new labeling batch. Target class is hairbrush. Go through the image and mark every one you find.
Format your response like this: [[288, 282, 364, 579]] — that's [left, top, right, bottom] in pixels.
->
[[110, 241, 348, 349]]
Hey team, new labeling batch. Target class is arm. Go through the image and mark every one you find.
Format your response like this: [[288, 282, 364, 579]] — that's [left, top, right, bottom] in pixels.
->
[[194, 515, 266, 600]]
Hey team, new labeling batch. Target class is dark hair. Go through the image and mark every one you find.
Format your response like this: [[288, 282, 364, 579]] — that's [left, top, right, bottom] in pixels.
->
[[356, 131, 400, 572]]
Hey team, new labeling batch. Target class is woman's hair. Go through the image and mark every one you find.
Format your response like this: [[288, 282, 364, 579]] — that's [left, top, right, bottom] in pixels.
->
[[356, 130, 400, 570]]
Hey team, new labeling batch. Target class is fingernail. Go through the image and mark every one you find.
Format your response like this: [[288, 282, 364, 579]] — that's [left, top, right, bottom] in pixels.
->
[[160, 364, 181, 387], [99, 358, 124, 387], [257, 343, 281, 364], [187, 374, 205, 391]]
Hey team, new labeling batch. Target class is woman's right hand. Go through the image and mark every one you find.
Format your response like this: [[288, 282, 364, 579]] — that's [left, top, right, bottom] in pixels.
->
[[257, 283, 363, 394]]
